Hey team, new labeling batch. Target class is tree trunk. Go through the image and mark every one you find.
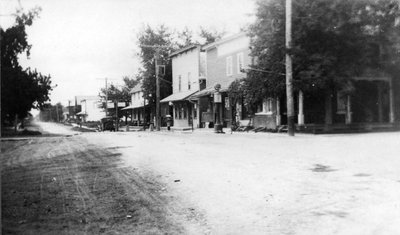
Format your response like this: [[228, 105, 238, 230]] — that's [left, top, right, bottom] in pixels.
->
[[324, 91, 333, 130], [14, 114, 18, 133]]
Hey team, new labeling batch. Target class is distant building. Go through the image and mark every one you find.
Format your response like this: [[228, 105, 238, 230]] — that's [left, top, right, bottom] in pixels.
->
[[122, 82, 149, 125], [75, 96, 105, 122]]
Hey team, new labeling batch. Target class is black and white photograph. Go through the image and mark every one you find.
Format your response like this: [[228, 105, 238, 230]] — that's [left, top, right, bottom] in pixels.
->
[[1, 0, 400, 234]]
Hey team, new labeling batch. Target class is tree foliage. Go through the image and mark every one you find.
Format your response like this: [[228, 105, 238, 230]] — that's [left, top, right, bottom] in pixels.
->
[[136, 25, 174, 111], [98, 76, 138, 118], [1, 7, 53, 126], [243, 0, 400, 107]]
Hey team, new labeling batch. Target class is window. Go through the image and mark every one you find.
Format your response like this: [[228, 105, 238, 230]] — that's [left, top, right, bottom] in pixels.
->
[[237, 52, 244, 73], [263, 98, 273, 113], [175, 106, 178, 119], [226, 56, 233, 76], [178, 75, 182, 92], [188, 72, 191, 90], [193, 105, 197, 119], [183, 104, 187, 119]]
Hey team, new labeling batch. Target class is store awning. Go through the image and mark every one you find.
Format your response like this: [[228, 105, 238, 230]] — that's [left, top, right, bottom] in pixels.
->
[[75, 111, 87, 116], [189, 82, 231, 99], [160, 90, 198, 103]]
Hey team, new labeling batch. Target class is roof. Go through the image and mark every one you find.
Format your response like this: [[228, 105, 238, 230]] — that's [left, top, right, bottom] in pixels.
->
[[169, 44, 201, 58], [189, 80, 232, 99], [121, 103, 147, 110], [202, 32, 247, 51], [160, 90, 198, 103], [130, 82, 143, 94]]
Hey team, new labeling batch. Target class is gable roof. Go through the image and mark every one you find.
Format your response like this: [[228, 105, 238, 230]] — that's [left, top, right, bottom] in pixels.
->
[[169, 44, 201, 58], [202, 32, 247, 51], [130, 82, 143, 94]]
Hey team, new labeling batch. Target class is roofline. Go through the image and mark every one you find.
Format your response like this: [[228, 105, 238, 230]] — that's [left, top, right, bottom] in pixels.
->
[[202, 32, 247, 51], [169, 44, 201, 58]]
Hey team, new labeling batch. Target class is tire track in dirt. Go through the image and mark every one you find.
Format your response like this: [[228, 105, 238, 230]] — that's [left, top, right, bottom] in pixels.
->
[[2, 135, 206, 234]]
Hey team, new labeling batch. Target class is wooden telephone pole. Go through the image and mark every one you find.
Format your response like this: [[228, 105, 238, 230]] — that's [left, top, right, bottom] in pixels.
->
[[286, 0, 295, 136], [140, 45, 169, 131]]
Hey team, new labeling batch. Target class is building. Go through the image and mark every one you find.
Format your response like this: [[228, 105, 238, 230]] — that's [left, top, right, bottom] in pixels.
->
[[160, 45, 206, 129], [122, 82, 149, 126], [75, 96, 105, 122], [190, 33, 252, 129]]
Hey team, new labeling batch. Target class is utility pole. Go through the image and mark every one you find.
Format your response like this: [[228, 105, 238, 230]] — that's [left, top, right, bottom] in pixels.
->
[[139, 44, 169, 131], [105, 78, 108, 116], [56, 104, 60, 122], [155, 53, 161, 131], [286, 0, 295, 136]]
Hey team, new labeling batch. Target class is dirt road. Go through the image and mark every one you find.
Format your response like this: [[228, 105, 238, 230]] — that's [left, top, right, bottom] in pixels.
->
[[2, 122, 400, 234], [1, 127, 206, 234]]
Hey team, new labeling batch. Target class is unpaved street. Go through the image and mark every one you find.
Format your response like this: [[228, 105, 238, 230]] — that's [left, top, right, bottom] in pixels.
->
[[2, 122, 400, 234]]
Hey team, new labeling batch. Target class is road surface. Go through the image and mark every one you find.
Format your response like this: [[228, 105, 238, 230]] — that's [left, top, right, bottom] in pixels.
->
[[2, 122, 400, 234]]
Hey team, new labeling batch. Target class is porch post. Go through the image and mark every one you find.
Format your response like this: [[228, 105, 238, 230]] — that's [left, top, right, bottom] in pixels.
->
[[345, 95, 352, 124], [389, 77, 395, 123], [377, 83, 383, 123], [276, 97, 281, 126], [298, 90, 304, 125]]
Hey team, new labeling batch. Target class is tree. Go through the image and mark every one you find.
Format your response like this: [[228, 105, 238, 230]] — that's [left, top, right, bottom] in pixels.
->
[[99, 77, 138, 119], [39, 102, 64, 122], [1, 7, 53, 131], [198, 26, 225, 45], [176, 26, 194, 48], [136, 25, 174, 120], [244, 0, 400, 122]]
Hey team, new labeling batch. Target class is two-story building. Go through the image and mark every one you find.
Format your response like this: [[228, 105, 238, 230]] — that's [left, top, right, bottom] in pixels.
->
[[160, 45, 206, 129], [122, 82, 149, 126], [190, 33, 252, 129]]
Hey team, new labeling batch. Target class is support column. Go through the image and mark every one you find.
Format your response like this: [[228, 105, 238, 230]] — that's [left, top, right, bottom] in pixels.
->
[[389, 77, 395, 123], [345, 95, 352, 124], [377, 83, 383, 123], [298, 90, 304, 125], [276, 98, 281, 126]]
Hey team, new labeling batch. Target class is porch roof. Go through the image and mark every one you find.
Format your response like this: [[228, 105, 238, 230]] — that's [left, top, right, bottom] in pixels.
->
[[160, 90, 198, 103], [121, 103, 146, 110], [189, 81, 231, 99]]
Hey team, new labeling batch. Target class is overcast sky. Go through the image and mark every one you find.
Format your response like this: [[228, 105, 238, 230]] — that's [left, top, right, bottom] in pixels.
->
[[1, 0, 255, 105]]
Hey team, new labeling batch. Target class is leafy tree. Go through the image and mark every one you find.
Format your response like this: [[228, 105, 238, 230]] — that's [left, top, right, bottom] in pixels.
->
[[198, 26, 225, 45], [176, 26, 194, 48], [136, 25, 174, 118], [1, 7, 53, 131], [39, 102, 64, 122], [99, 77, 138, 119], [244, 0, 400, 122]]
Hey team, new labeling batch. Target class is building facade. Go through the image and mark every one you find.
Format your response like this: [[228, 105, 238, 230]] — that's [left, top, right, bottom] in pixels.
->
[[191, 33, 252, 129], [161, 45, 206, 129]]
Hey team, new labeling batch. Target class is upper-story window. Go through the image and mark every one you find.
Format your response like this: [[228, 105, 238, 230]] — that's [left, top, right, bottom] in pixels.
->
[[237, 52, 244, 73], [226, 56, 233, 76], [187, 72, 191, 90], [178, 75, 182, 92]]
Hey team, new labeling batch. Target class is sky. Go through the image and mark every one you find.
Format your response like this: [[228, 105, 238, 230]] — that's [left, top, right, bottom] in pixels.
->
[[1, 0, 256, 106]]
